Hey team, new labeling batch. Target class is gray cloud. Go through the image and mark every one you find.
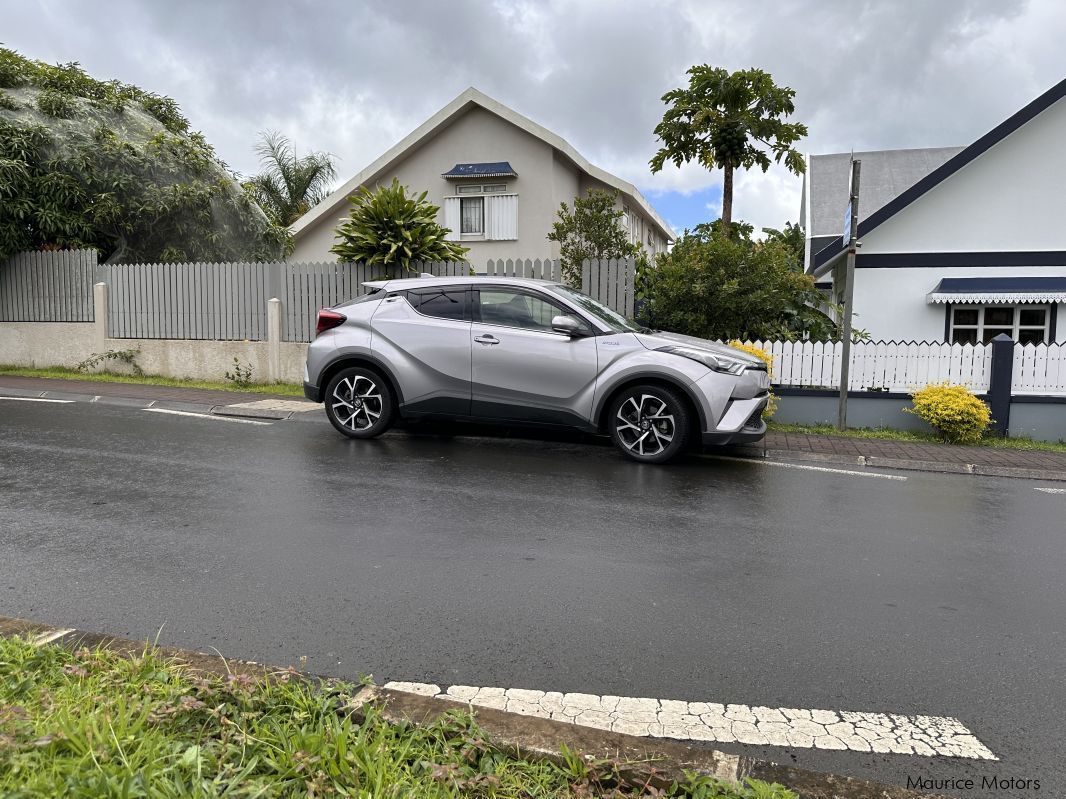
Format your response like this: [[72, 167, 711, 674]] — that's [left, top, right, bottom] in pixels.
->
[[4, 0, 1063, 229]]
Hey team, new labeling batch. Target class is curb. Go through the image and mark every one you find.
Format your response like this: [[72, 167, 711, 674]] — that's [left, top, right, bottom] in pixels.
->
[[726, 444, 1066, 483], [0, 615, 942, 799]]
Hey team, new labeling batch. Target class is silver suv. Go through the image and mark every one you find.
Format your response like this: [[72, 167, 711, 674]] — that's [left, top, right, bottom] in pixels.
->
[[303, 276, 769, 463]]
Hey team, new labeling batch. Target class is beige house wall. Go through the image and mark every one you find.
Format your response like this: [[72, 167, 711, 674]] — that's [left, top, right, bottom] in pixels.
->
[[293, 107, 576, 265]]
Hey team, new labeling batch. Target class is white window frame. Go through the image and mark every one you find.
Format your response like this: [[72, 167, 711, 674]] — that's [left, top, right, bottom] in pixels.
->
[[459, 196, 484, 236], [949, 304, 1050, 344], [621, 206, 630, 232]]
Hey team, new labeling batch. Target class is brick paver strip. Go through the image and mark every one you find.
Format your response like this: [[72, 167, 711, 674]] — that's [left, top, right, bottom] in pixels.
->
[[763, 431, 1066, 473], [0, 374, 295, 405]]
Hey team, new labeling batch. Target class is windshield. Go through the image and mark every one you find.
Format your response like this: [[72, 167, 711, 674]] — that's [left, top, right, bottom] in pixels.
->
[[548, 285, 643, 333]]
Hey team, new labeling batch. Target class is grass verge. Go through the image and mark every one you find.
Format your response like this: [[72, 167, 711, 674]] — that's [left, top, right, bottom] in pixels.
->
[[0, 365, 303, 397], [0, 637, 794, 798], [767, 421, 1066, 453]]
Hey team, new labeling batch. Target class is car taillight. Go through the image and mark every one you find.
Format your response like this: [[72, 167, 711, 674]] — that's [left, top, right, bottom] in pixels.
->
[[315, 309, 346, 337]]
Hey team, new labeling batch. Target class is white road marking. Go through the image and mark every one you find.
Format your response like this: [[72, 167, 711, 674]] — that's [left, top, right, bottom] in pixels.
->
[[705, 455, 907, 481], [382, 682, 994, 760], [142, 408, 272, 425], [0, 396, 74, 403], [1034, 487, 1066, 494], [31, 628, 75, 645]]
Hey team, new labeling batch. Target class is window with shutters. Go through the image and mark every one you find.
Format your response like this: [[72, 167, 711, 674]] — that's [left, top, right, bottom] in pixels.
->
[[460, 197, 484, 235]]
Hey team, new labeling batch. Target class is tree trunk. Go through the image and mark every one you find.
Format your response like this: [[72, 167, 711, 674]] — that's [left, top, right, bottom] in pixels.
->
[[721, 163, 734, 236]]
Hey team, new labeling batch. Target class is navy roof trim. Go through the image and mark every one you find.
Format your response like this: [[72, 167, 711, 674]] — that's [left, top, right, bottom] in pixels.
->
[[812, 76, 1066, 270], [441, 162, 517, 179]]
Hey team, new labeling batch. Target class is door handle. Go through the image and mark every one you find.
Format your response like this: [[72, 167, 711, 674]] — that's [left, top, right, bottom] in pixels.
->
[[474, 334, 500, 345]]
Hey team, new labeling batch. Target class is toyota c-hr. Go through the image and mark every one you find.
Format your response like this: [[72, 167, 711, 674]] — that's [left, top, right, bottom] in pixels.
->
[[304, 276, 770, 463]]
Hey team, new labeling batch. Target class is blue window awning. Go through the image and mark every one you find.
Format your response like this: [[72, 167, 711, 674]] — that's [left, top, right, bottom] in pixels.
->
[[441, 161, 517, 179], [927, 276, 1066, 304]]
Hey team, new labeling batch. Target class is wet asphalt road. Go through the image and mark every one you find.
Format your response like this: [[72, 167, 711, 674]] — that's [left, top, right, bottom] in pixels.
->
[[2, 399, 1064, 797]]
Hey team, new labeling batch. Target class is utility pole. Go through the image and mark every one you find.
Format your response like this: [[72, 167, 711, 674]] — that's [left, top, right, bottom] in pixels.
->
[[837, 159, 861, 431]]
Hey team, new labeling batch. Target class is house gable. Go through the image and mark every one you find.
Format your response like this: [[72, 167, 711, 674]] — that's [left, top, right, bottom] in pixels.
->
[[813, 77, 1066, 270]]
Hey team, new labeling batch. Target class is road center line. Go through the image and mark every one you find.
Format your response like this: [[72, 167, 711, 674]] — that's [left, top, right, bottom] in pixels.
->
[[1034, 487, 1066, 494], [383, 682, 993, 760], [142, 408, 272, 425], [704, 455, 907, 481], [0, 396, 75, 403]]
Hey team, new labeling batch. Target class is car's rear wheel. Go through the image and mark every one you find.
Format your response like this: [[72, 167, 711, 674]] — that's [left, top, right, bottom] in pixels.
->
[[608, 384, 690, 463], [324, 367, 394, 439]]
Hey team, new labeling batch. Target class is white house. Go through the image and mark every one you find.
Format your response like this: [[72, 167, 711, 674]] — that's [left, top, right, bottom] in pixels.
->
[[289, 87, 673, 264], [803, 77, 1066, 344]]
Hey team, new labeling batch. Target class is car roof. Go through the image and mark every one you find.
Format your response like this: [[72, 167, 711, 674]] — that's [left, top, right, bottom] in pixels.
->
[[361, 275, 561, 291]]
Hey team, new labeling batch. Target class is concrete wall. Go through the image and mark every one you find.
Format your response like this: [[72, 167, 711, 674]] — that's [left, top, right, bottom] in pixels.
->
[[0, 288, 307, 384], [1009, 401, 1066, 443], [774, 391, 1066, 443], [852, 265, 1066, 342], [773, 393, 934, 433]]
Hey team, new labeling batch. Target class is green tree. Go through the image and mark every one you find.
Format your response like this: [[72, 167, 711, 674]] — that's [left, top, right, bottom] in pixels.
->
[[331, 179, 467, 272], [547, 189, 638, 287], [650, 66, 807, 236], [643, 222, 836, 342], [0, 48, 289, 262], [242, 131, 336, 227], [761, 221, 805, 270]]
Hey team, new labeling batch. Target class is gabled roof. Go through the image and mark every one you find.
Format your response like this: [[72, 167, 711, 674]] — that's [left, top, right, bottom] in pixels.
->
[[441, 162, 517, 179], [291, 87, 675, 241], [810, 76, 1066, 273], [805, 147, 963, 238]]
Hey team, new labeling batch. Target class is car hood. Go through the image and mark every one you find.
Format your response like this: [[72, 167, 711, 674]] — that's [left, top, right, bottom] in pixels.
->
[[634, 331, 765, 367]]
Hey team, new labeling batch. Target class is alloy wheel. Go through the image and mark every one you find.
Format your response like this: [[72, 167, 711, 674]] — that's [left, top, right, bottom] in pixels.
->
[[614, 393, 675, 457], [331, 375, 383, 432]]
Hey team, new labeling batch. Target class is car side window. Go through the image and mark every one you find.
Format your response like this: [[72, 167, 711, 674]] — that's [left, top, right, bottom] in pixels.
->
[[477, 289, 581, 333], [407, 289, 467, 321]]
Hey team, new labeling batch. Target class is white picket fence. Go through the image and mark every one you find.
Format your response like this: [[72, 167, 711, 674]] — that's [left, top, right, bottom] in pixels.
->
[[734, 340, 1066, 396]]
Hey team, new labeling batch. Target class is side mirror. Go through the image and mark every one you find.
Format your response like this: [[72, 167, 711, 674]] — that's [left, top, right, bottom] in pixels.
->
[[551, 314, 588, 337]]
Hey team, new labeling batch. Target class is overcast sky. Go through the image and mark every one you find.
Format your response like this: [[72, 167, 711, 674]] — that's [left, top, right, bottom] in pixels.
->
[[5, 0, 1064, 235]]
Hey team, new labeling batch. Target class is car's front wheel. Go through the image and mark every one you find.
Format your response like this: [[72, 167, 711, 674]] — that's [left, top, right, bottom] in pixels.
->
[[608, 384, 690, 463], [324, 367, 394, 439]]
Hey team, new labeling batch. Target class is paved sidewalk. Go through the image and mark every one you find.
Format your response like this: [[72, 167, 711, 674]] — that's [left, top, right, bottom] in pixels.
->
[[761, 430, 1066, 473]]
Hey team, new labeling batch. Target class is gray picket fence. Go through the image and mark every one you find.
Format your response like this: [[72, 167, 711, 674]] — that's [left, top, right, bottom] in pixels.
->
[[1, 251, 636, 342], [0, 249, 99, 322]]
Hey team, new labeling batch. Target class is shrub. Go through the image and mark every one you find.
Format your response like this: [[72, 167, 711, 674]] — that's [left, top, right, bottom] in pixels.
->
[[728, 339, 777, 418], [331, 178, 468, 273], [906, 384, 991, 444], [36, 88, 77, 119]]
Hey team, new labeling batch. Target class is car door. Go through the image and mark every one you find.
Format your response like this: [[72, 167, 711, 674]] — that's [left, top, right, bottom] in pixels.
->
[[369, 287, 471, 416], [471, 286, 599, 426]]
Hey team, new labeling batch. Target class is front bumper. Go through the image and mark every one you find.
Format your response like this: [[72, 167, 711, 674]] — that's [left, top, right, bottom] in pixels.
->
[[700, 393, 769, 446]]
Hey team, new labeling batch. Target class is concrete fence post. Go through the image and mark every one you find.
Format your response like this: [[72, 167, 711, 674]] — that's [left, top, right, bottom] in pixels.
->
[[987, 333, 1015, 436], [267, 297, 282, 383], [92, 282, 109, 350]]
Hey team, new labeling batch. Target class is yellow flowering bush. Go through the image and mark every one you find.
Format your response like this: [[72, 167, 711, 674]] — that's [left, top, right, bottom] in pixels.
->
[[728, 340, 777, 418], [906, 384, 991, 444]]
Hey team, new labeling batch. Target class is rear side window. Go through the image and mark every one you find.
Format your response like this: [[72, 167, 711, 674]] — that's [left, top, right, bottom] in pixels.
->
[[407, 288, 467, 321]]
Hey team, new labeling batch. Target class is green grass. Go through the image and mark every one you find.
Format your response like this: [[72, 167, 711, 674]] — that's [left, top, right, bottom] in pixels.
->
[[0, 637, 795, 798], [767, 421, 1066, 453], [0, 365, 303, 397]]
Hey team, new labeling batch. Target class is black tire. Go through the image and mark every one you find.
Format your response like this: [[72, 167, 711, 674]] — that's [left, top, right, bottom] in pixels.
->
[[607, 384, 690, 463], [324, 367, 395, 439]]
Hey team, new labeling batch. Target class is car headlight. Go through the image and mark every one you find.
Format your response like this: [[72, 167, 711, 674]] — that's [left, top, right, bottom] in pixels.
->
[[656, 345, 750, 375]]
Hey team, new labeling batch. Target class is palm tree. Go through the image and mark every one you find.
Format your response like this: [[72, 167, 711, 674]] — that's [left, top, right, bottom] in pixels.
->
[[243, 131, 337, 227]]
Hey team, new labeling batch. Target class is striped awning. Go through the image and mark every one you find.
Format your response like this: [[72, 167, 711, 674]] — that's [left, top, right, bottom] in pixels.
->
[[927, 276, 1066, 304], [441, 161, 517, 179]]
